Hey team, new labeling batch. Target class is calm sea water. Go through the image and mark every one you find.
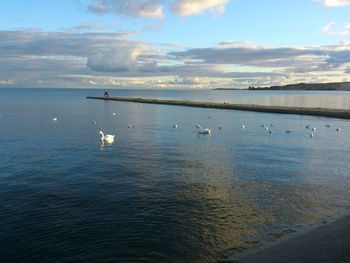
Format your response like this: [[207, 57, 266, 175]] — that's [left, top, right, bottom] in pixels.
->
[[1, 88, 350, 262]]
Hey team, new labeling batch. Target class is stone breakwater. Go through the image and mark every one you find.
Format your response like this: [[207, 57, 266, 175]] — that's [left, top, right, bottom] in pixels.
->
[[86, 96, 350, 119]]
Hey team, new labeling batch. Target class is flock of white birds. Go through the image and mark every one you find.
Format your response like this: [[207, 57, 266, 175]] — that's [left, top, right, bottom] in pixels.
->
[[50, 104, 342, 146]]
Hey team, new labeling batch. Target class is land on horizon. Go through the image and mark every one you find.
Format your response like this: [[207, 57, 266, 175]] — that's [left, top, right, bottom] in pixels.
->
[[214, 81, 350, 91], [246, 81, 350, 91]]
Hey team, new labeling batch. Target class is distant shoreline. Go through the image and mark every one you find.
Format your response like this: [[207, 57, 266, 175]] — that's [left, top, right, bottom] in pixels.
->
[[213, 81, 350, 91], [86, 96, 350, 119], [247, 81, 350, 91]]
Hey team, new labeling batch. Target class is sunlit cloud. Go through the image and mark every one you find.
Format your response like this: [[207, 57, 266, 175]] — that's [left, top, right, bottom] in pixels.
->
[[170, 0, 229, 16], [88, 0, 230, 18], [319, 0, 350, 7]]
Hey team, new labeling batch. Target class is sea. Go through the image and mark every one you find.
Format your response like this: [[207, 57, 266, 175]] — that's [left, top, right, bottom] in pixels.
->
[[1, 88, 350, 262]]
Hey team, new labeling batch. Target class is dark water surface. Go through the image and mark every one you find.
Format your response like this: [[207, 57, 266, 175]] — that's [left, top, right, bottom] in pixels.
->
[[0, 88, 350, 262]]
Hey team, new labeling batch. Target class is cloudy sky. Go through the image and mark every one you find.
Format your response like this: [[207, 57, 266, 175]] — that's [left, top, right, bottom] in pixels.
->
[[1, 0, 350, 89]]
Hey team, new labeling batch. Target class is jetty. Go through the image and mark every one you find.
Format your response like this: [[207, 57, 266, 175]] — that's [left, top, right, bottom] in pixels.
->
[[86, 96, 350, 119]]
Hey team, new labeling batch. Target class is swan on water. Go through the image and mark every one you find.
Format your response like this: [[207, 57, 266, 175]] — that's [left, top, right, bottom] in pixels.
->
[[99, 131, 115, 144], [196, 125, 211, 135]]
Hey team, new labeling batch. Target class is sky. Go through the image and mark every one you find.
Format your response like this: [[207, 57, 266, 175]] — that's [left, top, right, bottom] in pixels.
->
[[0, 0, 350, 89]]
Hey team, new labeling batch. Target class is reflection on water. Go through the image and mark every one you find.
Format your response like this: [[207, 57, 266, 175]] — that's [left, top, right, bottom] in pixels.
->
[[0, 88, 350, 262]]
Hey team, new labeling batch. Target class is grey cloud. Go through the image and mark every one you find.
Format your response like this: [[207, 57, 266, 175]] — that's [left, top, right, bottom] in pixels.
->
[[88, 0, 164, 19], [169, 47, 325, 66], [65, 24, 110, 32], [0, 30, 134, 57], [87, 46, 143, 72], [1, 28, 350, 88], [168, 45, 350, 74]]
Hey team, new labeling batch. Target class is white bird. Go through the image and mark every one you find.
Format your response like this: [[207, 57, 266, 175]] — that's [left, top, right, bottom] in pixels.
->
[[52, 117, 58, 122], [99, 131, 115, 144], [196, 125, 211, 135]]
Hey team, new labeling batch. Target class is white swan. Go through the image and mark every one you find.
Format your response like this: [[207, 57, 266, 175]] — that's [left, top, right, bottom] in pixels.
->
[[99, 130, 115, 144], [196, 125, 211, 135]]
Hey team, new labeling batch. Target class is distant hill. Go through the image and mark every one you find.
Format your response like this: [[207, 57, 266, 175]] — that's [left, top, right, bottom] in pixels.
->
[[248, 82, 350, 91]]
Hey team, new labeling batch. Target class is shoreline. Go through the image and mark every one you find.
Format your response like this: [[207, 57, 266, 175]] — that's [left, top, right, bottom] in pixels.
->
[[86, 96, 350, 119], [220, 213, 350, 263]]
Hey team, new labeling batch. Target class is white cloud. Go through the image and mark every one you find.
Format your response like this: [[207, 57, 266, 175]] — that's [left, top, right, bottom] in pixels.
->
[[319, 0, 350, 7], [0, 79, 15, 85], [322, 22, 350, 36], [170, 0, 229, 16], [87, 44, 148, 72]]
